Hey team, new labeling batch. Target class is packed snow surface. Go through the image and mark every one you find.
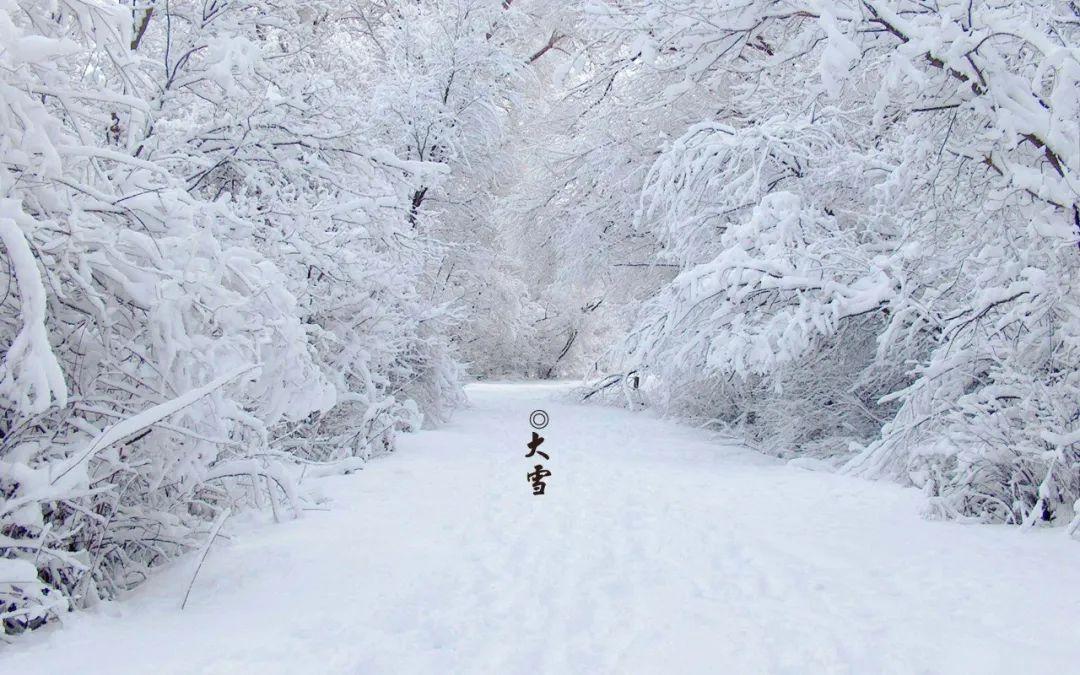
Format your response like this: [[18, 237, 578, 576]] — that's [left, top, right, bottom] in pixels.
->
[[3, 383, 1078, 674]]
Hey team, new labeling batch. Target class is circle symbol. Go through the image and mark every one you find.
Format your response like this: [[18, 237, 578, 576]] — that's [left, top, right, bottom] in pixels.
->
[[529, 409, 549, 430]]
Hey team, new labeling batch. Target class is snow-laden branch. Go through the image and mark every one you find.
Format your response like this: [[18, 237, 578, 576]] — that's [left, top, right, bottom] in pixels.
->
[[49, 364, 260, 487]]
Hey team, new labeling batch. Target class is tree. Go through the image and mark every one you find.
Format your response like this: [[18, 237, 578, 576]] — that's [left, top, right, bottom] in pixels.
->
[[530, 0, 1080, 529]]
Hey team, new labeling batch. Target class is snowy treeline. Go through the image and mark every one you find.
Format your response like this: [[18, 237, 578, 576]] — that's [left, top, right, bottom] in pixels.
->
[[2, 0, 1078, 639], [519, 1, 1080, 532], [0, 0, 560, 633]]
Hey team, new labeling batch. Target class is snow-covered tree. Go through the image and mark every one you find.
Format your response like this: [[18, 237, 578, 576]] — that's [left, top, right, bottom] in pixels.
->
[[535, 0, 1080, 531], [0, 0, 471, 633]]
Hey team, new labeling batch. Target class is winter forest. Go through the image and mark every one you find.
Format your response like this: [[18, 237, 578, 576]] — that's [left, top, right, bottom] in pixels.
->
[[1, 0, 1079, 671]]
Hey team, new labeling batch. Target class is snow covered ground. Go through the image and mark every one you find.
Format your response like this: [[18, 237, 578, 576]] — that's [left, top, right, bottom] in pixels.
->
[[3, 382, 1078, 674]]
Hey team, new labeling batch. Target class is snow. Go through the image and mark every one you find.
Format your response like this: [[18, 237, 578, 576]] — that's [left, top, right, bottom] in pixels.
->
[[48, 364, 259, 488], [0, 205, 67, 415], [4, 382, 1078, 674]]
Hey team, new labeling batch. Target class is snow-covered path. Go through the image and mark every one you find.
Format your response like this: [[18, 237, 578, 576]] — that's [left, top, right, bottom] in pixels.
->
[[4, 382, 1079, 674]]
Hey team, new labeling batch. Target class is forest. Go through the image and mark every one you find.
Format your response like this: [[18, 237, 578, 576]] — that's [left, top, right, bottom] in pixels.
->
[[1, 0, 1078, 662]]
